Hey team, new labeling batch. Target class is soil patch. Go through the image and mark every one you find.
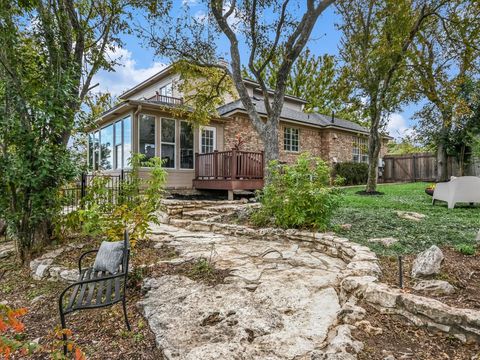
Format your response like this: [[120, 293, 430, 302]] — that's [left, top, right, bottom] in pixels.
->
[[0, 238, 167, 359], [354, 303, 480, 359], [379, 246, 480, 309]]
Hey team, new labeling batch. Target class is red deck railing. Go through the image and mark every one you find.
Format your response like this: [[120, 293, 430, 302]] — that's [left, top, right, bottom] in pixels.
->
[[195, 150, 264, 180]]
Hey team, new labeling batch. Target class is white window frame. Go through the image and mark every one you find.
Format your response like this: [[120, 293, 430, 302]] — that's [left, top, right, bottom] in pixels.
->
[[160, 118, 177, 169], [352, 136, 368, 163], [199, 126, 217, 154], [284, 127, 299, 152], [114, 120, 123, 170]]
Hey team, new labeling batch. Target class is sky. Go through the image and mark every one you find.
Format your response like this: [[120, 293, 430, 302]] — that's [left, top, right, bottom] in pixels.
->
[[92, 2, 419, 140]]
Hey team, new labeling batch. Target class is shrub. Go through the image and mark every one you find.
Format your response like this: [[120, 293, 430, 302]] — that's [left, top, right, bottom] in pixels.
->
[[454, 243, 476, 256], [57, 153, 167, 247], [333, 162, 369, 185], [252, 153, 342, 230]]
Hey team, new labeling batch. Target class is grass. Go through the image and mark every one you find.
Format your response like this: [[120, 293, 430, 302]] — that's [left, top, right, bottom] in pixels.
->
[[332, 182, 480, 255]]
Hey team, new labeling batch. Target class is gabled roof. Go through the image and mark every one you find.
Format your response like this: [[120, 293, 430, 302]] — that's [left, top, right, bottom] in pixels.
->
[[119, 64, 173, 99], [217, 99, 382, 136]]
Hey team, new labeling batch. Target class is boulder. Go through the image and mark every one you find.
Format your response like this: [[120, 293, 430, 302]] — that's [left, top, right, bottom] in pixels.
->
[[413, 280, 455, 296], [411, 245, 444, 278]]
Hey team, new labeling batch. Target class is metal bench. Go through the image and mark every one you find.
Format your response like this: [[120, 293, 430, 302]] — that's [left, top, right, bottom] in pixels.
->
[[58, 231, 131, 354]]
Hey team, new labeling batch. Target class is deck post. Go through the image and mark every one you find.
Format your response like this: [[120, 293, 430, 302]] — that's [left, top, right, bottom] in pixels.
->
[[213, 150, 218, 179], [228, 190, 234, 201], [195, 153, 199, 179], [231, 150, 238, 180]]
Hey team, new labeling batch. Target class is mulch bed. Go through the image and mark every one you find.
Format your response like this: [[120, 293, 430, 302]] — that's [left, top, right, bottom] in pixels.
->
[[379, 246, 480, 309], [0, 235, 230, 359], [354, 303, 480, 360]]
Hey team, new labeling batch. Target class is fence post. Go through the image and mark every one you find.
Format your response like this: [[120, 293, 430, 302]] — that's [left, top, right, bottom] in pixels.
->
[[213, 150, 218, 179], [412, 155, 417, 182], [80, 173, 86, 209]]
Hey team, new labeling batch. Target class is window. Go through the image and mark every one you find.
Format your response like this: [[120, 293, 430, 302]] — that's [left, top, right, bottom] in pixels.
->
[[88, 133, 94, 170], [180, 121, 194, 169], [159, 82, 173, 97], [139, 114, 156, 161], [114, 121, 122, 169], [100, 125, 114, 170], [161, 118, 176, 168], [200, 126, 216, 154], [353, 136, 368, 163], [123, 116, 131, 168], [93, 131, 100, 170], [284, 127, 299, 152]]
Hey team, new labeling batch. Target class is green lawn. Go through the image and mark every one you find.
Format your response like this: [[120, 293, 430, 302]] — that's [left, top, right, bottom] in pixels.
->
[[332, 182, 480, 255]]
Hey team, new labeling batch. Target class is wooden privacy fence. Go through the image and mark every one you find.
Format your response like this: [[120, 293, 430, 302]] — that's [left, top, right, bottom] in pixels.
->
[[382, 153, 464, 182]]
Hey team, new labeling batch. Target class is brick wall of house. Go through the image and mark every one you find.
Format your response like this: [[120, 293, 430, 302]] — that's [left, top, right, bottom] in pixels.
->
[[222, 115, 389, 165]]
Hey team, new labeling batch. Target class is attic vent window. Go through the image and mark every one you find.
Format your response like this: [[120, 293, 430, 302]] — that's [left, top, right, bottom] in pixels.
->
[[159, 82, 173, 97]]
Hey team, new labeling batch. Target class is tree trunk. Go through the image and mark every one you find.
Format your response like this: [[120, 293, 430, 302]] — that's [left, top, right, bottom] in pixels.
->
[[366, 111, 381, 193], [262, 121, 280, 183], [436, 142, 448, 182]]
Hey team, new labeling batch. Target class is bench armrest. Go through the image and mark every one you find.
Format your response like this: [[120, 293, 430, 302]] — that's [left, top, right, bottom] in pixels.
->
[[78, 250, 98, 273]]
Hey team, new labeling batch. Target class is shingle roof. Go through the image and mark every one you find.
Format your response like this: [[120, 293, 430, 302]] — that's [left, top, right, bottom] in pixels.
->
[[217, 99, 370, 134]]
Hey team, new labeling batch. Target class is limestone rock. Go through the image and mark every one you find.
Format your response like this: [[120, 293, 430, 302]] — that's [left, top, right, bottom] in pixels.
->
[[476, 229, 480, 242], [319, 325, 364, 359], [368, 237, 399, 247], [396, 211, 426, 221], [0, 242, 14, 259], [411, 245, 444, 278], [340, 224, 352, 231], [413, 279, 455, 296], [354, 320, 383, 335]]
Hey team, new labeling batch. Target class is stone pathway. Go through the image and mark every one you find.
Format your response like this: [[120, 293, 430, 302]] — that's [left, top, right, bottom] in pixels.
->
[[139, 223, 361, 359]]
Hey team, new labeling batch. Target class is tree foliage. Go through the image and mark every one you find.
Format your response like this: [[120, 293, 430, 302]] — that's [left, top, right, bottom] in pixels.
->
[[337, 0, 440, 193], [410, 0, 480, 180], [0, 0, 147, 263], [143, 0, 334, 167], [242, 48, 365, 123]]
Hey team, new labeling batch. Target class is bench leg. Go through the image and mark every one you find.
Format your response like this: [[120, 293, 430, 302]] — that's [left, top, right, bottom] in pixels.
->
[[122, 298, 131, 331], [59, 310, 68, 355]]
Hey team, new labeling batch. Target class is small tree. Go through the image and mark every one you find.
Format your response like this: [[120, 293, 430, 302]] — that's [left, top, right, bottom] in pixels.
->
[[410, 0, 480, 180], [0, 1, 154, 262], [337, 0, 440, 193]]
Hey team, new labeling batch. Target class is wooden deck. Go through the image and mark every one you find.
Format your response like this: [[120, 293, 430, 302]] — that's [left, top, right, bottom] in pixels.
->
[[193, 150, 264, 191]]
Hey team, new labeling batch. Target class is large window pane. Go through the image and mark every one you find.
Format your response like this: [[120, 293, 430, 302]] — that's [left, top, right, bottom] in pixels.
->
[[94, 131, 100, 170], [88, 133, 94, 170], [283, 127, 299, 152], [161, 144, 175, 168], [180, 121, 194, 169], [123, 116, 131, 168], [100, 125, 113, 170], [114, 121, 122, 169], [161, 118, 176, 168], [139, 114, 156, 161]]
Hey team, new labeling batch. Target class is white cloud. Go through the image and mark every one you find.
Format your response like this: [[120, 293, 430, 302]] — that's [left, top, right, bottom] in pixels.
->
[[91, 47, 167, 96], [182, 0, 198, 5], [386, 113, 414, 140]]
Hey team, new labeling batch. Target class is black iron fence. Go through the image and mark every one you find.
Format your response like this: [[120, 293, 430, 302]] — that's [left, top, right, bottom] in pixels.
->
[[60, 171, 131, 213]]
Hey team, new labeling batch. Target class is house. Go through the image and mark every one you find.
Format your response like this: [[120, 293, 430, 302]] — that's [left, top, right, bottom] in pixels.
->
[[88, 64, 390, 198]]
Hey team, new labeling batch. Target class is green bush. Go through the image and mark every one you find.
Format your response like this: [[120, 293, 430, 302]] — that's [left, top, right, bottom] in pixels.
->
[[333, 162, 369, 185], [454, 243, 476, 256], [251, 153, 342, 230]]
